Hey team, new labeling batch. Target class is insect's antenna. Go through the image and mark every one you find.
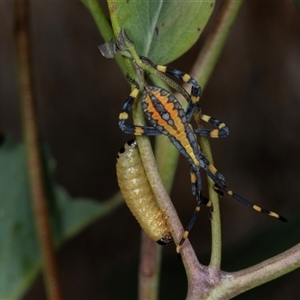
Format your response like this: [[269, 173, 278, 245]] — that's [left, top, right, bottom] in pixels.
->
[[204, 167, 288, 222]]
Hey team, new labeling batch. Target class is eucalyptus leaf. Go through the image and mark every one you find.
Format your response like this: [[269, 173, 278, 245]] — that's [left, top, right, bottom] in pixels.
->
[[108, 0, 215, 64], [0, 138, 122, 299]]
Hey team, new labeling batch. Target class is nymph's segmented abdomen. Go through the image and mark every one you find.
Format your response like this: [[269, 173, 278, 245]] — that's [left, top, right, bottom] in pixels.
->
[[116, 140, 172, 245]]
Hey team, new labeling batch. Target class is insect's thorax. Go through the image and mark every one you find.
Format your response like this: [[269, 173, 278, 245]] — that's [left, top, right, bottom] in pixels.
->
[[142, 86, 201, 167]]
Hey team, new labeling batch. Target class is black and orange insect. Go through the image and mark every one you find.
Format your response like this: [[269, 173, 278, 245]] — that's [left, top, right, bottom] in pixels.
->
[[118, 57, 287, 252], [116, 139, 172, 245]]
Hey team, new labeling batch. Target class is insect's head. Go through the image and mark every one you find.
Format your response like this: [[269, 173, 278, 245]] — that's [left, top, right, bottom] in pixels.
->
[[157, 234, 172, 246]]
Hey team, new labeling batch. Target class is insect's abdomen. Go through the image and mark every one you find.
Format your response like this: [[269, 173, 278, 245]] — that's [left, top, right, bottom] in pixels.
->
[[116, 140, 172, 245], [142, 86, 200, 166]]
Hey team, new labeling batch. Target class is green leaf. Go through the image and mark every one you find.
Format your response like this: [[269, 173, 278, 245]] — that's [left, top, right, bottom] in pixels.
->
[[295, 1, 300, 13], [108, 0, 215, 64], [0, 137, 122, 299]]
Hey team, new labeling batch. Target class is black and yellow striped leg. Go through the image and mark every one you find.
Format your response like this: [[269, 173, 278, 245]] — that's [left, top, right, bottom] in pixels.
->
[[176, 167, 211, 254], [119, 76, 162, 136], [157, 66, 201, 105], [176, 197, 208, 254], [194, 166, 208, 205], [140, 55, 201, 106], [118, 90, 161, 136], [215, 183, 287, 222], [202, 163, 288, 222], [194, 115, 229, 138], [139, 56, 230, 140], [199, 155, 226, 183], [145, 57, 230, 139], [176, 193, 211, 254]]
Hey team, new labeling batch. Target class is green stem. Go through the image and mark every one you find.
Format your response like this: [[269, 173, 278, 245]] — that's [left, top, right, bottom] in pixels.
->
[[190, 0, 244, 87], [132, 89, 201, 291], [191, 0, 244, 270], [82, 0, 127, 74], [138, 232, 161, 300], [151, 0, 244, 270], [132, 95, 162, 299], [84, 3, 164, 298], [15, 0, 63, 299], [81, 0, 112, 41], [155, 135, 179, 192], [209, 243, 300, 299], [114, 0, 245, 273], [129, 77, 165, 300], [199, 138, 222, 270]]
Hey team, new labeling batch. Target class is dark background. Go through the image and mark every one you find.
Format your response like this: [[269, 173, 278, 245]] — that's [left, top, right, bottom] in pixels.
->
[[0, 1, 300, 299]]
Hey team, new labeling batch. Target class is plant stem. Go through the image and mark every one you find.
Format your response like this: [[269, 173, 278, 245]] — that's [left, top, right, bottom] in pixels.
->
[[133, 93, 201, 293], [15, 0, 62, 299], [209, 243, 300, 299], [190, 0, 244, 270], [127, 79, 162, 300], [155, 135, 179, 192], [81, 0, 112, 41], [200, 137, 222, 270], [82, 0, 127, 74], [115, 0, 245, 275], [81, 3, 163, 297], [190, 0, 244, 87], [138, 232, 161, 300]]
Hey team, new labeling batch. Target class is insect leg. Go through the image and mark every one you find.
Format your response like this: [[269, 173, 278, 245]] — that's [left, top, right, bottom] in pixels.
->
[[194, 115, 229, 138], [119, 75, 161, 136], [176, 166, 211, 254], [200, 158, 287, 222], [140, 56, 200, 119]]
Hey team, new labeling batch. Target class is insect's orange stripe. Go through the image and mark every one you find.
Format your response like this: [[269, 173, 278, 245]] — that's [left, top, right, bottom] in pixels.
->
[[146, 90, 200, 166]]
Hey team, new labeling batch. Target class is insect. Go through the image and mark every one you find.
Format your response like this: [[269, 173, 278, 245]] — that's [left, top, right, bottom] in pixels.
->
[[116, 139, 172, 245], [119, 57, 287, 252]]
